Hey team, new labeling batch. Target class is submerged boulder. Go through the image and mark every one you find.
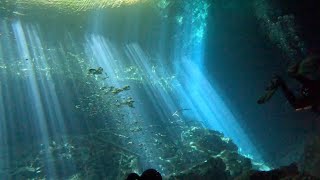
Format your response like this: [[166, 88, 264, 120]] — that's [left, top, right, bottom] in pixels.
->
[[181, 126, 238, 155], [166, 157, 231, 180], [163, 125, 253, 178], [235, 163, 318, 180], [299, 136, 320, 178]]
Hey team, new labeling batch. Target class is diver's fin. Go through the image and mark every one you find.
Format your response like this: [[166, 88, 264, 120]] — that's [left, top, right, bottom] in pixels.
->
[[257, 85, 278, 104]]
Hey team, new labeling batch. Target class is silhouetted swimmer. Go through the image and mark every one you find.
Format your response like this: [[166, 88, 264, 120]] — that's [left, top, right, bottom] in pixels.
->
[[126, 172, 140, 180], [126, 169, 162, 180]]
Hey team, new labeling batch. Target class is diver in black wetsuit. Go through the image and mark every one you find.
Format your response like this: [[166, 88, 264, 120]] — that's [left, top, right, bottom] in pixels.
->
[[258, 55, 320, 112]]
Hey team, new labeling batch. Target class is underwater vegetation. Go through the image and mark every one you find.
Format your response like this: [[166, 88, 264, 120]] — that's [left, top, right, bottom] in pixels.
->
[[6, 122, 253, 179], [6, 122, 320, 179]]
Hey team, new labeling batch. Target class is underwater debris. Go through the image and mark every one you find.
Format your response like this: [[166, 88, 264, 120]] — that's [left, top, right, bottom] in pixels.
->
[[88, 67, 103, 75]]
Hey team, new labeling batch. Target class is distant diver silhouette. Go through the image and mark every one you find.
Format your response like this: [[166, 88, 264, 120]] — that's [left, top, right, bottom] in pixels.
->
[[258, 55, 320, 112]]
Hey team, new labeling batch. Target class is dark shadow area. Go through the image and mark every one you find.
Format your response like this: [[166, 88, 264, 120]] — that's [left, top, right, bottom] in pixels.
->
[[204, 0, 320, 167]]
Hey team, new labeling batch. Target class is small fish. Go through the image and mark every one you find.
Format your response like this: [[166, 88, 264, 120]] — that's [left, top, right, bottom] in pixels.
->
[[123, 85, 130, 90], [88, 67, 103, 75], [12, 11, 25, 16], [100, 86, 108, 90], [172, 108, 191, 117]]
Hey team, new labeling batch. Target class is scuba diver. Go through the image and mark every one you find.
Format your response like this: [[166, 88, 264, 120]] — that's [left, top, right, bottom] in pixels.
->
[[258, 55, 320, 112]]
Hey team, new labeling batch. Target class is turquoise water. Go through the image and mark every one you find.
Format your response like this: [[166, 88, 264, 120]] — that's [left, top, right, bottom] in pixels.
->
[[0, 0, 307, 179]]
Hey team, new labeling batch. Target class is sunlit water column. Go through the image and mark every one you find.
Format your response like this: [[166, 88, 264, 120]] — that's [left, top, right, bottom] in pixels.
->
[[124, 43, 185, 131], [84, 35, 160, 171], [27, 24, 78, 173], [0, 19, 38, 178], [173, 1, 265, 163], [12, 21, 56, 177], [25, 24, 69, 139], [84, 3, 186, 174], [0, 19, 11, 179], [178, 60, 264, 161], [86, 4, 159, 171], [85, 35, 184, 174]]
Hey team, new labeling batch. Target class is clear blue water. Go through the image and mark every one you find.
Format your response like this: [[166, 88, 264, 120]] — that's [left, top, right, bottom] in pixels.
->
[[0, 0, 310, 179]]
